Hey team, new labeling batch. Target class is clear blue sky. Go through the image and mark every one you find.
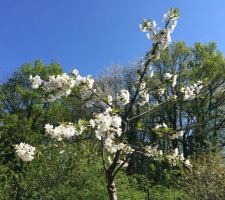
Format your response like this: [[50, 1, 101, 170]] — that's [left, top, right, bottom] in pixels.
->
[[0, 0, 225, 78]]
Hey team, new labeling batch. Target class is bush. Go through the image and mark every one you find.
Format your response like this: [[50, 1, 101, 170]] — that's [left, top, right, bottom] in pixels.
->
[[180, 152, 225, 200]]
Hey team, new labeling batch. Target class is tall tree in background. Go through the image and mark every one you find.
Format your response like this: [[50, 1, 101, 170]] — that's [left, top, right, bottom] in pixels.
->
[[121, 42, 225, 184]]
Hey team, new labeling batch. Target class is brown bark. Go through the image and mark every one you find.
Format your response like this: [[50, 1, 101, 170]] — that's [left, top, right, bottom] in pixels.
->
[[107, 179, 117, 200]]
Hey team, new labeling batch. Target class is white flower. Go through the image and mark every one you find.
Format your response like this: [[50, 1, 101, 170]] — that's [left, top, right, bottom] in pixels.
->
[[30, 69, 95, 102], [135, 81, 149, 106], [162, 123, 167, 128], [105, 138, 113, 147], [105, 107, 112, 114], [170, 95, 177, 100], [158, 88, 165, 96], [159, 150, 163, 156], [108, 156, 112, 164], [174, 148, 179, 157], [117, 89, 130, 106], [29, 75, 43, 89], [139, 19, 156, 33], [180, 153, 184, 161], [181, 81, 203, 100], [72, 69, 79, 76], [178, 130, 184, 137], [15, 142, 35, 162], [163, 9, 178, 23], [104, 141, 132, 154], [145, 145, 158, 157], [141, 9, 178, 51], [104, 139, 118, 153], [139, 81, 146, 90], [123, 144, 134, 154], [43, 73, 76, 100], [90, 107, 125, 154], [171, 130, 184, 139], [154, 123, 167, 130], [111, 116, 122, 128], [45, 124, 54, 133], [89, 119, 96, 128], [164, 73, 173, 80], [77, 120, 85, 135], [123, 162, 129, 168], [138, 90, 149, 106], [92, 107, 122, 141], [150, 71, 154, 77], [172, 74, 177, 87], [184, 159, 192, 167], [84, 75, 94, 89], [107, 95, 113, 105], [146, 33, 151, 39], [45, 122, 81, 140], [59, 150, 65, 154]]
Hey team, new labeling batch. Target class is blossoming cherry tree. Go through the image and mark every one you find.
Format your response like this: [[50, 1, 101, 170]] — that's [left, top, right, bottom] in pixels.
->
[[15, 8, 203, 200]]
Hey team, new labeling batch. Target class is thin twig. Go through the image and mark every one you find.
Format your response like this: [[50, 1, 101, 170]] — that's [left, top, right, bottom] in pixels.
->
[[89, 88, 113, 108], [128, 99, 176, 121]]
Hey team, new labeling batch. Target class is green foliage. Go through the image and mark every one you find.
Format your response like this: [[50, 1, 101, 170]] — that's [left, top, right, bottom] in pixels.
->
[[180, 152, 225, 200], [116, 173, 147, 200], [147, 185, 188, 200], [0, 141, 149, 200]]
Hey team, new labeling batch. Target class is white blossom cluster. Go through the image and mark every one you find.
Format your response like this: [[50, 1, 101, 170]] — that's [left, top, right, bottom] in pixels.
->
[[139, 90, 149, 106], [145, 145, 163, 158], [29, 75, 43, 89], [104, 138, 124, 153], [107, 95, 113, 105], [90, 107, 134, 154], [172, 75, 177, 87], [164, 72, 177, 87], [144, 146, 191, 167], [15, 142, 35, 162], [90, 107, 122, 140], [29, 69, 94, 101], [45, 122, 84, 140], [180, 81, 203, 100], [138, 82, 149, 106], [140, 8, 179, 51], [147, 65, 154, 78], [71, 69, 94, 90], [171, 130, 184, 139], [164, 72, 173, 80], [117, 89, 130, 106], [104, 138, 134, 154], [158, 88, 165, 96], [167, 148, 191, 167], [159, 9, 178, 50], [30, 73, 75, 100], [169, 95, 177, 100], [154, 123, 168, 130], [139, 19, 156, 33], [71, 69, 95, 101], [123, 144, 135, 154], [184, 159, 191, 167]]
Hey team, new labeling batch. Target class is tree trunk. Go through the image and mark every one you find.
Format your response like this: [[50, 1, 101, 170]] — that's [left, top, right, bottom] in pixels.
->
[[107, 179, 117, 200]]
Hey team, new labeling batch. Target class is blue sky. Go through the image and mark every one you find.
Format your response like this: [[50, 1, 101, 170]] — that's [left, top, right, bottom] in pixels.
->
[[0, 0, 225, 78]]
